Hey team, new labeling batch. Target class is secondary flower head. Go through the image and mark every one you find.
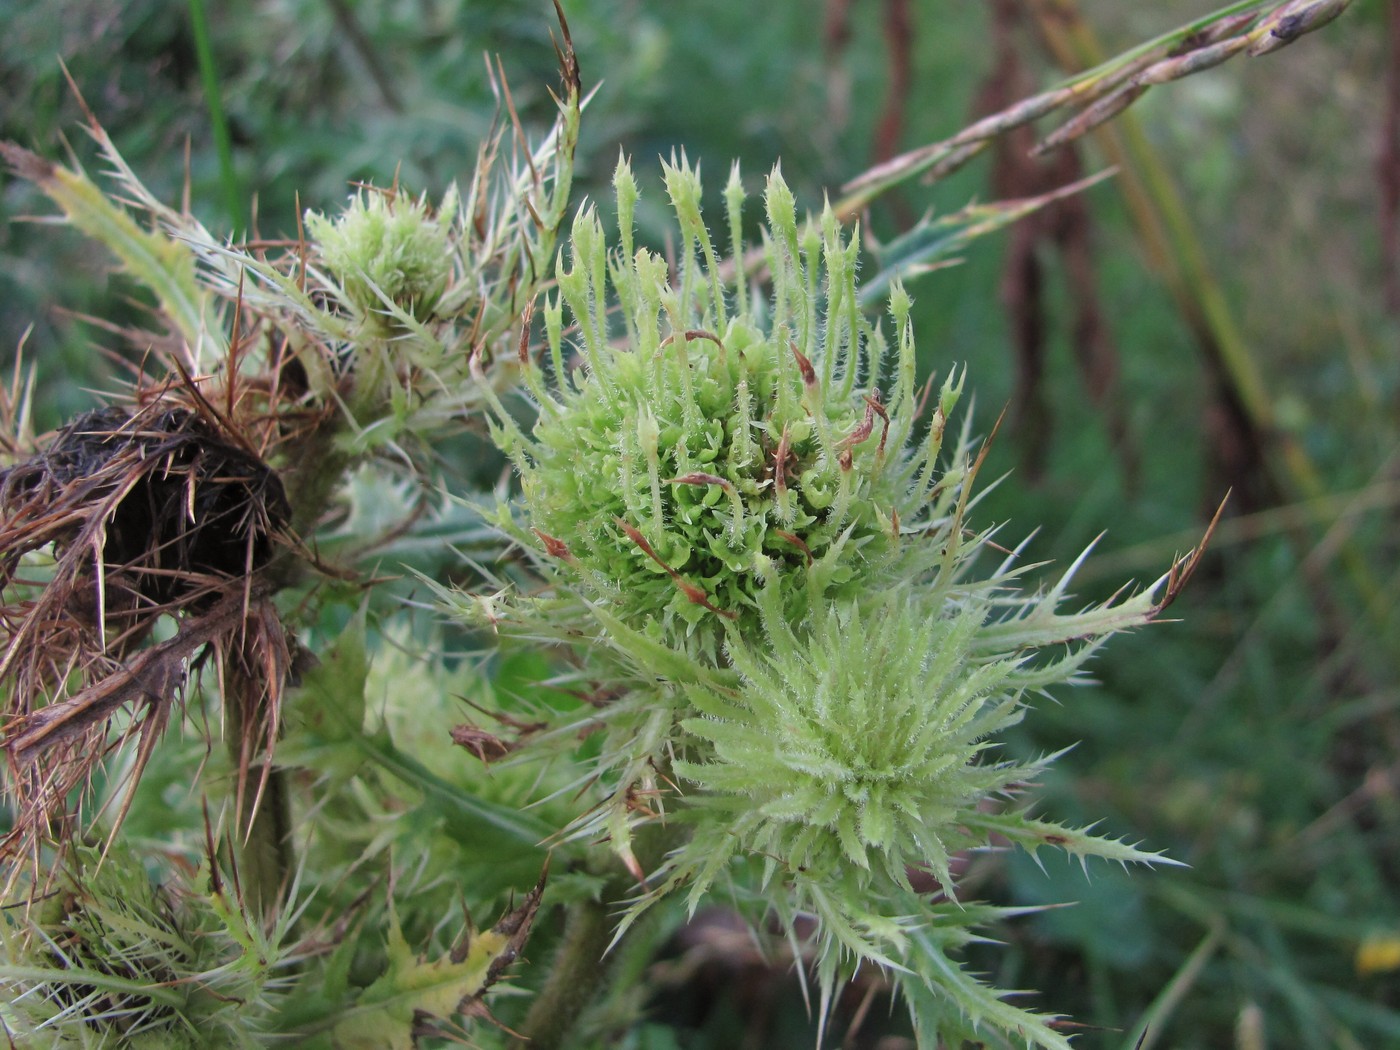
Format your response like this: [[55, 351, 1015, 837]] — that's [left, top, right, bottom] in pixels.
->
[[671, 590, 1035, 899], [306, 185, 457, 330]]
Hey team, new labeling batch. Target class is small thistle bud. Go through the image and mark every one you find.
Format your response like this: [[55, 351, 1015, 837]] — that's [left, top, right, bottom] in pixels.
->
[[306, 186, 455, 330]]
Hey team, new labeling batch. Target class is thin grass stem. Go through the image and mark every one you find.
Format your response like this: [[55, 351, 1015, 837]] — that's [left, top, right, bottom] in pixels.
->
[[187, 0, 243, 235]]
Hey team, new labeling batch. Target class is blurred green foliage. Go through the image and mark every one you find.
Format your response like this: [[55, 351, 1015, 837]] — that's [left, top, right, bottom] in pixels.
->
[[2, 0, 1398, 1047]]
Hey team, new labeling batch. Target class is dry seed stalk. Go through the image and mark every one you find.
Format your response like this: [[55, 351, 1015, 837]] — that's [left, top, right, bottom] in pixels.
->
[[838, 0, 1354, 213]]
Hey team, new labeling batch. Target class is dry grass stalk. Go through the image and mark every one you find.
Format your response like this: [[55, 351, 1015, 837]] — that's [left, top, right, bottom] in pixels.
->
[[837, 0, 1355, 214]]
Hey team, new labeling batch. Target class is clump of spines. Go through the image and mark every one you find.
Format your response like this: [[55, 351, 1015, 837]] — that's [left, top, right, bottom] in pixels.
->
[[0, 844, 289, 1048], [305, 185, 457, 332], [462, 154, 1181, 1048]]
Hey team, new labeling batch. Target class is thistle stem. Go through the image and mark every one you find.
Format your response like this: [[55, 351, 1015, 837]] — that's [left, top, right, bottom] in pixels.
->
[[512, 823, 678, 1050], [225, 662, 293, 919], [511, 888, 620, 1050]]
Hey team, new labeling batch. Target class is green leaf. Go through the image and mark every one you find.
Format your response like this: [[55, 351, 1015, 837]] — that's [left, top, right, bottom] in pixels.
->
[[962, 809, 1183, 868], [329, 871, 544, 1049], [0, 143, 220, 355], [284, 608, 552, 853]]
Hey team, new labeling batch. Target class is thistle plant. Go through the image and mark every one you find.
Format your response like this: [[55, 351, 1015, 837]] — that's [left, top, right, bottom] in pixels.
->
[[1, 16, 583, 1045], [0, 15, 582, 870], [0, 2, 1349, 1047]]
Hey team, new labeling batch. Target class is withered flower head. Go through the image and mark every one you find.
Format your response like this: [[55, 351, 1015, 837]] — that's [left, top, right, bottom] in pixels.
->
[[0, 397, 291, 874]]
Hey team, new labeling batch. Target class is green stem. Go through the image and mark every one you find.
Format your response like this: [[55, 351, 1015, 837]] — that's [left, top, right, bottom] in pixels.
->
[[512, 823, 680, 1050], [187, 0, 242, 235], [224, 665, 293, 919], [511, 888, 620, 1050]]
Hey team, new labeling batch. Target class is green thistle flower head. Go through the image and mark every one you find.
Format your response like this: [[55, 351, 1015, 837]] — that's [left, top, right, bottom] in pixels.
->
[[652, 578, 1176, 1040], [0, 845, 287, 1047], [490, 156, 964, 661], [672, 593, 1031, 903], [306, 185, 457, 330]]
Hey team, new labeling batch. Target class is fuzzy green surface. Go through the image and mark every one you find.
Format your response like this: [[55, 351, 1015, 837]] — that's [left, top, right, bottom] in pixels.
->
[[672, 596, 1034, 901], [0, 845, 282, 1048]]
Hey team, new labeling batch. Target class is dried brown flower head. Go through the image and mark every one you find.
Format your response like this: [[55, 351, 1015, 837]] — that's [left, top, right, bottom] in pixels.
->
[[0, 396, 292, 877]]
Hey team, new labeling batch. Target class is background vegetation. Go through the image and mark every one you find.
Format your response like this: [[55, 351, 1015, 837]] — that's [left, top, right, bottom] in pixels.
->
[[1, 1, 1397, 1046]]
